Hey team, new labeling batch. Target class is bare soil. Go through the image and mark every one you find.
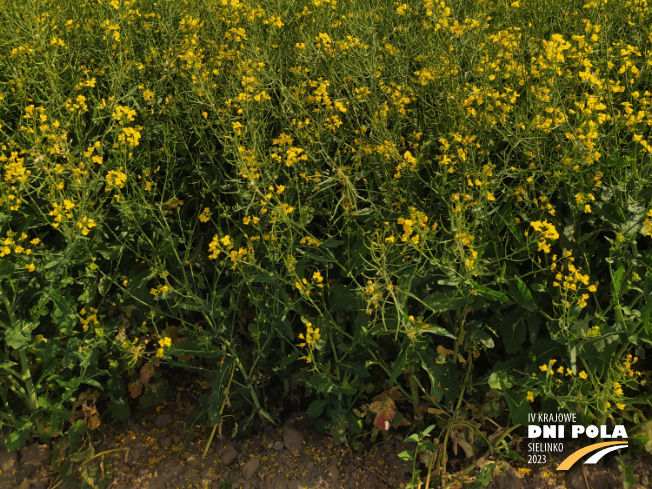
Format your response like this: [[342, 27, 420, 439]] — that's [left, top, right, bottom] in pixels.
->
[[2, 375, 651, 489]]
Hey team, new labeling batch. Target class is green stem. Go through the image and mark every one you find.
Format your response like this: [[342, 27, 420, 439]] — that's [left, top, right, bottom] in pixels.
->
[[202, 361, 236, 459], [4, 297, 39, 413]]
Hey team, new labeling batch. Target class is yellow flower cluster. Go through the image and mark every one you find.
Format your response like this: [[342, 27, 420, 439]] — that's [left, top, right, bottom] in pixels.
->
[[394, 151, 418, 179], [295, 271, 324, 296], [49, 199, 76, 229], [550, 249, 596, 308], [0, 232, 36, 258], [156, 336, 173, 358], [242, 215, 260, 225], [117, 126, 142, 148], [643, 209, 652, 237], [574, 192, 595, 213], [84, 141, 103, 165], [2, 151, 30, 184], [208, 234, 254, 269], [105, 170, 127, 190], [299, 235, 321, 247], [539, 358, 574, 377], [79, 307, 100, 332], [529, 219, 559, 253], [298, 321, 321, 352], [622, 355, 644, 379], [396, 206, 431, 245], [76, 216, 97, 236], [150, 284, 170, 296], [199, 207, 212, 223], [111, 105, 136, 126]]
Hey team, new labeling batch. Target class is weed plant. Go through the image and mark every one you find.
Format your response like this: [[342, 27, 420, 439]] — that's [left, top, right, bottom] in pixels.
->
[[1, 0, 652, 486]]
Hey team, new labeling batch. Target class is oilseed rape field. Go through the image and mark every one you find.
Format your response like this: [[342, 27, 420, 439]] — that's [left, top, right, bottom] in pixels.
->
[[1, 0, 652, 486]]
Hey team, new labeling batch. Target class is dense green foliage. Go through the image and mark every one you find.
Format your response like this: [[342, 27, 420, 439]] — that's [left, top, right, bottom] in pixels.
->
[[1, 0, 651, 485]]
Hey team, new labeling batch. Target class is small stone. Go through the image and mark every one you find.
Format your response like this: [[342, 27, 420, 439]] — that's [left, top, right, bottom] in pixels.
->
[[0, 449, 17, 474], [155, 414, 173, 428], [186, 455, 202, 469], [326, 463, 339, 481], [172, 434, 183, 445], [19, 444, 51, 466], [283, 428, 304, 452], [273, 441, 284, 450], [242, 457, 260, 480], [492, 467, 525, 489], [29, 481, 48, 489], [221, 444, 238, 465], [159, 436, 172, 449]]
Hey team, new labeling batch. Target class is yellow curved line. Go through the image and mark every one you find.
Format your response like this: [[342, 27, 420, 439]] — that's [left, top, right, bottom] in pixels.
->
[[556, 441, 628, 471]]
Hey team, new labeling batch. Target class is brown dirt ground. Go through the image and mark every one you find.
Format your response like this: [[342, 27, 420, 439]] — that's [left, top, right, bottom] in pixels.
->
[[2, 374, 651, 489]]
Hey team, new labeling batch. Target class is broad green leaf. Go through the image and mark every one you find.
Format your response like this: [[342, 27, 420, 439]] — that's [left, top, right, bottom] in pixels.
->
[[497, 310, 526, 354], [612, 266, 625, 298], [423, 291, 470, 312], [418, 325, 456, 339], [488, 371, 512, 391], [307, 399, 329, 418], [398, 450, 413, 461], [471, 280, 511, 304], [508, 278, 534, 312], [336, 360, 370, 378], [5, 320, 38, 350], [109, 398, 131, 421], [504, 390, 533, 427], [405, 434, 421, 443], [389, 346, 408, 385]]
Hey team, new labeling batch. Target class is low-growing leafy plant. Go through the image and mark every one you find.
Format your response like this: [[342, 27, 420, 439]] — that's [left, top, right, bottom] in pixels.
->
[[1, 0, 652, 487]]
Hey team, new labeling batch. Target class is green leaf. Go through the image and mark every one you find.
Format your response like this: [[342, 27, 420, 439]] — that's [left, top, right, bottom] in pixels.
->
[[423, 290, 470, 312], [245, 272, 278, 283], [127, 269, 153, 294], [307, 399, 329, 418], [178, 300, 206, 312], [504, 390, 533, 427], [530, 282, 547, 293], [5, 320, 38, 350], [497, 310, 527, 354], [5, 417, 33, 451], [329, 284, 359, 312], [295, 249, 336, 263], [279, 349, 299, 369], [635, 419, 652, 454], [471, 280, 511, 304], [405, 434, 421, 443], [418, 350, 444, 402], [508, 278, 534, 312], [619, 462, 636, 489], [336, 360, 370, 378], [612, 266, 625, 298], [109, 398, 131, 421], [398, 450, 413, 461], [488, 371, 512, 391], [68, 419, 87, 446], [389, 344, 408, 385], [418, 325, 456, 340], [466, 320, 494, 349]]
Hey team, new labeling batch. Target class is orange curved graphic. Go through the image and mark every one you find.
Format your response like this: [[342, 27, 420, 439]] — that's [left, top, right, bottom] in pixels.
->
[[556, 441, 628, 471]]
